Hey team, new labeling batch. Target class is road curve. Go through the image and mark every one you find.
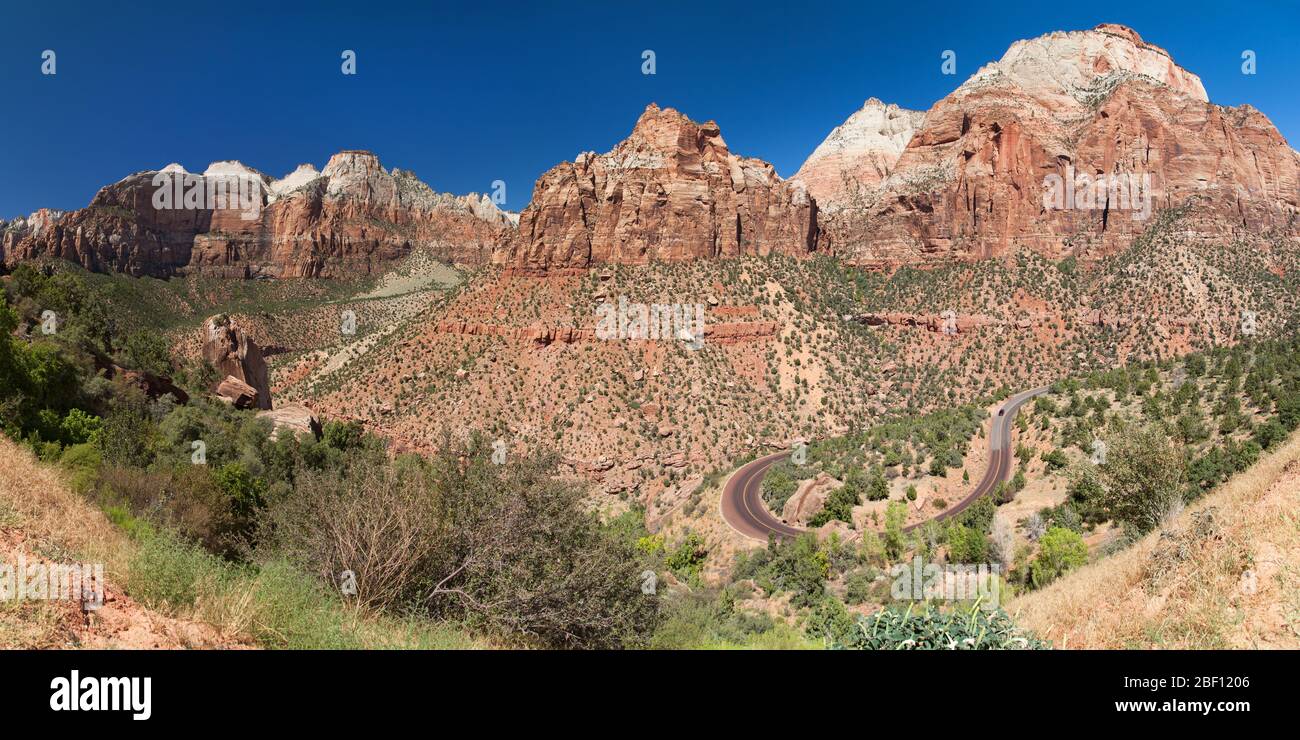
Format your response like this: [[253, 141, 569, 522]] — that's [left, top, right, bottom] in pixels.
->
[[720, 386, 1051, 541]]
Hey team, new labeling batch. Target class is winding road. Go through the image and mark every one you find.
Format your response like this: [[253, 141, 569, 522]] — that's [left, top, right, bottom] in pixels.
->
[[720, 386, 1050, 541]]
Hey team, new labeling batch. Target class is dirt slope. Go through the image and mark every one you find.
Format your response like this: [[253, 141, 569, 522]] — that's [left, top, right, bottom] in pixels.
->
[[0, 437, 247, 649]]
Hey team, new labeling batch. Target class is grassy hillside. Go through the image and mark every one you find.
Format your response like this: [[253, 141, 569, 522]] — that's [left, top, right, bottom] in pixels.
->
[[1009, 427, 1300, 648], [0, 434, 488, 649]]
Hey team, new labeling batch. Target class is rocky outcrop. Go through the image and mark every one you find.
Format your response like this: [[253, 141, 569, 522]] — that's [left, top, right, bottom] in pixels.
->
[[216, 376, 261, 410], [791, 98, 924, 208], [820, 24, 1300, 266], [257, 402, 323, 440], [102, 363, 190, 404], [432, 318, 778, 345], [202, 315, 272, 410], [847, 312, 1042, 332], [498, 104, 818, 273], [647, 475, 704, 531], [1, 209, 66, 263], [3, 153, 515, 277]]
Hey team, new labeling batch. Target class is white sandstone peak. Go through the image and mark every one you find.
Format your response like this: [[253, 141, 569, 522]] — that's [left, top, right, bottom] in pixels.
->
[[270, 164, 323, 199], [204, 160, 266, 180], [792, 98, 925, 206], [961, 24, 1208, 105]]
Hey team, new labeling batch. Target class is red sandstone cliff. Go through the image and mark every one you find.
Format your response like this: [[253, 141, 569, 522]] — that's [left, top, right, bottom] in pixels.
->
[[497, 104, 818, 273], [2, 153, 515, 278], [813, 24, 1300, 265]]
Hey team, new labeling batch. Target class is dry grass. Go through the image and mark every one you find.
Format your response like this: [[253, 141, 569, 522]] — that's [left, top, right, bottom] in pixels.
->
[[1010, 429, 1300, 649], [0, 438, 134, 582], [0, 437, 244, 648], [0, 435, 488, 649]]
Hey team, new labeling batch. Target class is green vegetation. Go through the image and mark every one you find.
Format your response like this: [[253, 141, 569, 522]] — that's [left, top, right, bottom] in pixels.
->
[[807, 404, 988, 484], [0, 268, 662, 649], [1028, 527, 1088, 588], [760, 460, 803, 511], [833, 603, 1048, 650]]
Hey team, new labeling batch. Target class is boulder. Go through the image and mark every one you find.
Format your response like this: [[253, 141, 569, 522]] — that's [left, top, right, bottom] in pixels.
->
[[781, 472, 843, 525], [215, 376, 260, 409], [257, 402, 323, 440]]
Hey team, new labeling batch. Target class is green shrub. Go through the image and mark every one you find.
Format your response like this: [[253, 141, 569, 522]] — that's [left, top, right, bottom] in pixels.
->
[[804, 596, 855, 644], [1041, 449, 1068, 471], [834, 603, 1047, 649], [98, 401, 157, 468], [810, 481, 861, 526], [322, 419, 364, 451], [760, 462, 801, 511], [733, 534, 829, 608], [665, 532, 708, 584], [59, 442, 101, 494], [883, 501, 908, 560], [120, 330, 173, 377], [1098, 424, 1185, 535], [1029, 527, 1088, 588], [945, 524, 988, 564]]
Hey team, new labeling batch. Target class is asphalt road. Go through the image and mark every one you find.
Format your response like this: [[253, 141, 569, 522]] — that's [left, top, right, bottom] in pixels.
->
[[720, 386, 1051, 541]]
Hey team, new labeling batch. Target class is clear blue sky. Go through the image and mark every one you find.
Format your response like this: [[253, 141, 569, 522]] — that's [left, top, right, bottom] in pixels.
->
[[2, 0, 1297, 216]]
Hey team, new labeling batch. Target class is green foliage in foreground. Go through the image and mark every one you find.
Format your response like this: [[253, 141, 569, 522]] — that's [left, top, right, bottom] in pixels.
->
[[648, 587, 819, 650], [833, 603, 1049, 650], [124, 527, 482, 649]]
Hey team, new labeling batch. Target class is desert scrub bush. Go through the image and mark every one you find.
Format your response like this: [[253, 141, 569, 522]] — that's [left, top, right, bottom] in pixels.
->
[[833, 603, 1048, 650], [665, 532, 708, 585], [1028, 526, 1089, 588], [648, 587, 817, 650], [1097, 423, 1186, 535], [262, 436, 661, 649], [124, 527, 479, 649], [733, 533, 832, 608], [760, 461, 805, 511]]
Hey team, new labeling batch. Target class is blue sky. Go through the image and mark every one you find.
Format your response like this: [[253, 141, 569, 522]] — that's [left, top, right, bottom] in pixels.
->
[[2, 0, 1297, 216]]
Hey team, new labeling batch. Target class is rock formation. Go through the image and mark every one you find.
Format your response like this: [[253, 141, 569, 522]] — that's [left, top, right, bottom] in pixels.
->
[[257, 402, 323, 440], [202, 315, 272, 410], [7, 25, 1298, 281], [2, 153, 515, 277], [817, 24, 1300, 266], [432, 318, 778, 346], [497, 104, 818, 273], [791, 98, 924, 208]]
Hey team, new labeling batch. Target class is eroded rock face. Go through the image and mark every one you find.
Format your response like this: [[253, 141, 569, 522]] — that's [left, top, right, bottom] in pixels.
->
[[791, 98, 924, 208], [3, 153, 515, 277], [257, 402, 323, 440], [203, 316, 272, 410], [498, 104, 818, 273], [820, 24, 1300, 265]]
